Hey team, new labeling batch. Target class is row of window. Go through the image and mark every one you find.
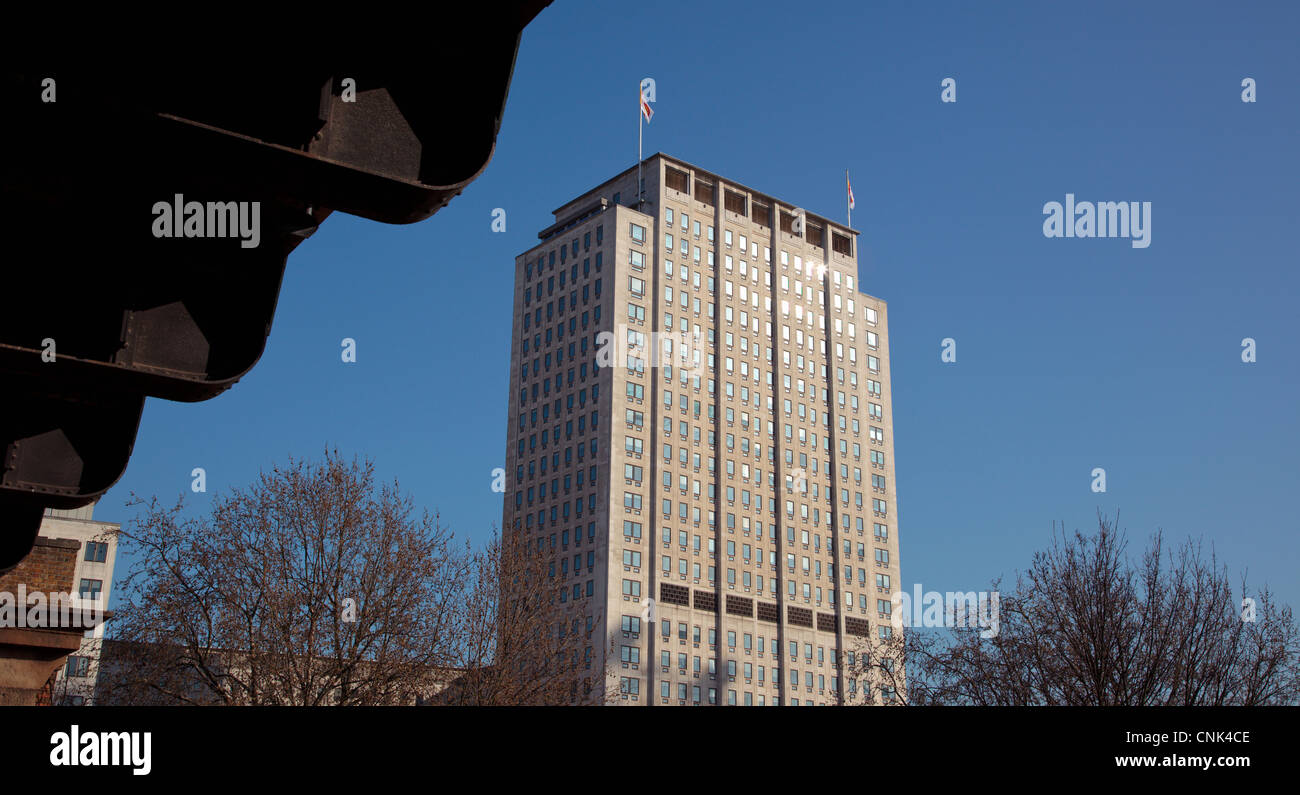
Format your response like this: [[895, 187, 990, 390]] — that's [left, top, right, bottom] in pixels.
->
[[524, 254, 602, 305], [659, 209, 874, 309], [524, 224, 603, 280], [642, 523, 891, 551], [521, 296, 602, 335], [620, 611, 897, 649], [623, 677, 896, 705], [517, 384, 599, 432], [654, 556, 892, 593], [518, 308, 599, 366]]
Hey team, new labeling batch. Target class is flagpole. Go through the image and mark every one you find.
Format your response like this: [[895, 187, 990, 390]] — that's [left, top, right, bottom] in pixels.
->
[[846, 169, 851, 228], [637, 84, 643, 209]]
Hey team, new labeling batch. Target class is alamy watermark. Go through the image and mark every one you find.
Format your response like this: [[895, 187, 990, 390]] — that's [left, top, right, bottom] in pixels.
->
[[1043, 194, 1151, 249], [152, 194, 261, 248], [50, 725, 151, 776], [596, 323, 705, 379], [0, 586, 105, 630]]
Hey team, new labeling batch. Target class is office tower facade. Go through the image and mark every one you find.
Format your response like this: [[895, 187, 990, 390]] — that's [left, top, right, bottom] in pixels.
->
[[503, 154, 899, 705]]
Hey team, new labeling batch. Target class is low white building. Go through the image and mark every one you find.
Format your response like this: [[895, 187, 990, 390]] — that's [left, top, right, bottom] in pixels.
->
[[40, 503, 118, 706]]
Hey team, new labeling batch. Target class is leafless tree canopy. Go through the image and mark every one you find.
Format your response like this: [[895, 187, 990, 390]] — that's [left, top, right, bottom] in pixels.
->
[[433, 528, 608, 705], [852, 515, 1300, 706], [99, 450, 601, 705]]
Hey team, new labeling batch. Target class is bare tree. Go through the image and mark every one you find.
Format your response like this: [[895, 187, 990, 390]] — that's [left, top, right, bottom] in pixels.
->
[[433, 523, 616, 705], [99, 450, 618, 706], [99, 450, 468, 705], [848, 514, 1300, 706]]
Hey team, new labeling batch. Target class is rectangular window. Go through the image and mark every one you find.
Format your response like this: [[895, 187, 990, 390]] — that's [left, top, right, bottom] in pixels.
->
[[83, 541, 108, 563], [65, 655, 91, 678]]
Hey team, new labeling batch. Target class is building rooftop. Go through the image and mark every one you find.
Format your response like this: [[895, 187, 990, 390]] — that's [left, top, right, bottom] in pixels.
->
[[550, 153, 860, 239]]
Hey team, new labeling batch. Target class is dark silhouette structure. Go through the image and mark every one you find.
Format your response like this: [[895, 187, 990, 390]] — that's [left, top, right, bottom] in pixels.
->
[[0, 3, 551, 571]]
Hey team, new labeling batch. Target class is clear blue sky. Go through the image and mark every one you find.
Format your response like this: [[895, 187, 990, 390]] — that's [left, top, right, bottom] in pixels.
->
[[100, 0, 1299, 611]]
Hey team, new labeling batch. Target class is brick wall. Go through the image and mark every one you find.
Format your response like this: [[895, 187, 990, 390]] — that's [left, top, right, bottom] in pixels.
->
[[0, 537, 83, 705], [0, 538, 80, 595]]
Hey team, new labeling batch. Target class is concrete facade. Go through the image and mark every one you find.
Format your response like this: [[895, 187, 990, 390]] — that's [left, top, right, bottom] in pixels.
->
[[504, 155, 900, 705], [40, 506, 119, 706]]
